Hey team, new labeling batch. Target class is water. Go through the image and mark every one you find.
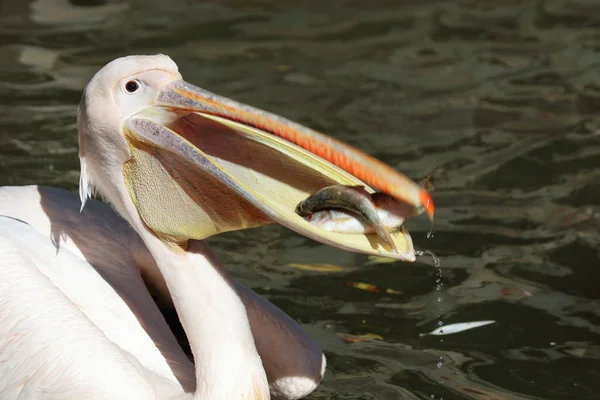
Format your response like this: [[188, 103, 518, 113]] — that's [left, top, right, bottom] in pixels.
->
[[2, 0, 600, 398]]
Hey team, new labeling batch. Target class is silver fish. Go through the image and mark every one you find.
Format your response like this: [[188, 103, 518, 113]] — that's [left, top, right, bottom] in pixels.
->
[[304, 192, 415, 235], [419, 320, 496, 336], [295, 185, 401, 253], [295, 168, 438, 252]]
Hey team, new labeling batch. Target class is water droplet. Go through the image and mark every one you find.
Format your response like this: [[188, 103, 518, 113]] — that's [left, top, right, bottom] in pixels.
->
[[424, 249, 445, 393], [427, 223, 435, 239], [421, 250, 440, 268]]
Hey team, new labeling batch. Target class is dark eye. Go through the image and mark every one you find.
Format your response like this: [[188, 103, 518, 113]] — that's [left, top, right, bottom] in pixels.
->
[[125, 80, 139, 93]]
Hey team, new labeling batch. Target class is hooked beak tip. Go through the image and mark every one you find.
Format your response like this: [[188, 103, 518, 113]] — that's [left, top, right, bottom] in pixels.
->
[[419, 190, 434, 221]]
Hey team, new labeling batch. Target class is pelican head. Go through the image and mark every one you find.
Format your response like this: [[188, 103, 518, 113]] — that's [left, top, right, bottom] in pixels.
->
[[78, 54, 432, 260], [77, 55, 181, 206]]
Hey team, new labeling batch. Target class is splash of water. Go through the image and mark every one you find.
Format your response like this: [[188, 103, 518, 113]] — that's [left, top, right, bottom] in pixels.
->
[[430, 250, 444, 380], [418, 249, 445, 397]]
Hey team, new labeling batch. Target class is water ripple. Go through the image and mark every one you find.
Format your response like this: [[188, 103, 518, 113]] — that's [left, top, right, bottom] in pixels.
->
[[1, 0, 599, 399]]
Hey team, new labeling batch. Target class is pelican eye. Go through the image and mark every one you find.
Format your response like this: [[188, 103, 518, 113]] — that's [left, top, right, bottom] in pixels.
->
[[125, 80, 139, 93]]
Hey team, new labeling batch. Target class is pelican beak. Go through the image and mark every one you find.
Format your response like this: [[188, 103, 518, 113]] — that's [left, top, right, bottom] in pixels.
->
[[122, 79, 433, 261]]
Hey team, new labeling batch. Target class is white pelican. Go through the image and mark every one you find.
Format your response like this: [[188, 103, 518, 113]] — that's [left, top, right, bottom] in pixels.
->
[[0, 54, 433, 399], [0, 185, 326, 399]]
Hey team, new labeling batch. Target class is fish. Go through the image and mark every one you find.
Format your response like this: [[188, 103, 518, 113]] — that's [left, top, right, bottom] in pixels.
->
[[295, 185, 400, 253], [295, 168, 438, 253], [419, 169, 436, 193], [301, 191, 415, 235], [419, 320, 496, 336]]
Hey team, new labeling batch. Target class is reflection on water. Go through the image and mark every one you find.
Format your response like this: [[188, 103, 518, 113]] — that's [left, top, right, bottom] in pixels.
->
[[1, 0, 600, 398]]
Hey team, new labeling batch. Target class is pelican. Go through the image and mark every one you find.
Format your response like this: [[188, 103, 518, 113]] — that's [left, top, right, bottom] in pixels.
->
[[0, 54, 433, 399]]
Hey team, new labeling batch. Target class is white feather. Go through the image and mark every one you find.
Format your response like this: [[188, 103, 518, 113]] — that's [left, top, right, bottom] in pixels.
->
[[78, 154, 95, 211], [0, 185, 326, 399]]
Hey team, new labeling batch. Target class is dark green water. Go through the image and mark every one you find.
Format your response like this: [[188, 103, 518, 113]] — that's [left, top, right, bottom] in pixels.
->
[[2, 0, 600, 398]]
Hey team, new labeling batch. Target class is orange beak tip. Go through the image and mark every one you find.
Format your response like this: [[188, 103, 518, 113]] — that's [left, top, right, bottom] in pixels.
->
[[418, 190, 435, 221]]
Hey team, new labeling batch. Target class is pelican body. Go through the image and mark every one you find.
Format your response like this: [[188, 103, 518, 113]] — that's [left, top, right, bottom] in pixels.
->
[[0, 54, 433, 399]]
